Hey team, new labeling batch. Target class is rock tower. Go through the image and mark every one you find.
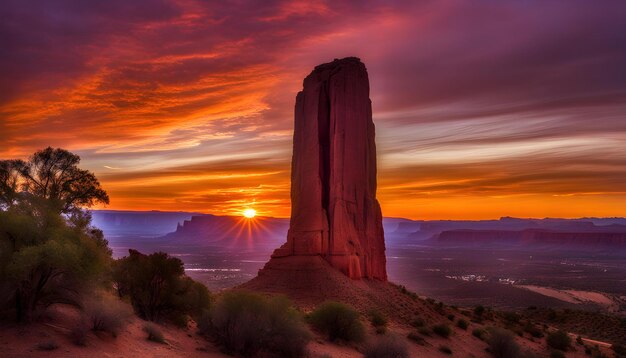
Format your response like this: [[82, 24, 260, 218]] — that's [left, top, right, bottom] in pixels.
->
[[270, 57, 387, 280]]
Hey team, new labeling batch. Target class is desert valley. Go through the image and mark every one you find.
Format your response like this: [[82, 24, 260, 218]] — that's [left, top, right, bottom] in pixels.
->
[[2, 2, 626, 358]]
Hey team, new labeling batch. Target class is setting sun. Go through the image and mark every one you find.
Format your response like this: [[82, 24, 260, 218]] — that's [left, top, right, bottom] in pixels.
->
[[243, 208, 256, 218]]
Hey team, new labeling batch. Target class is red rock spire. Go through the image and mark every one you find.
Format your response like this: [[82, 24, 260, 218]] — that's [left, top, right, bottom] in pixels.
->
[[271, 57, 387, 280]]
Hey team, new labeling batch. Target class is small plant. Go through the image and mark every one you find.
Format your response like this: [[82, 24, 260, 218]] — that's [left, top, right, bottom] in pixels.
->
[[407, 332, 426, 345], [546, 330, 571, 351], [550, 350, 566, 358], [310, 301, 364, 342], [83, 296, 131, 337], [439, 345, 453, 354], [488, 328, 520, 358], [411, 317, 425, 327], [472, 328, 486, 340], [523, 323, 543, 338], [143, 322, 166, 343], [576, 335, 584, 345], [432, 324, 452, 338], [447, 314, 455, 321], [503, 312, 521, 324], [207, 291, 310, 357], [36, 341, 59, 351], [364, 336, 409, 358], [418, 327, 431, 336], [70, 323, 89, 346], [369, 310, 388, 328], [474, 305, 485, 317], [456, 319, 469, 330]]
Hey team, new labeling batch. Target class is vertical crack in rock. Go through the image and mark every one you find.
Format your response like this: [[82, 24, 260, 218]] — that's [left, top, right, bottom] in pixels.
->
[[269, 57, 387, 280]]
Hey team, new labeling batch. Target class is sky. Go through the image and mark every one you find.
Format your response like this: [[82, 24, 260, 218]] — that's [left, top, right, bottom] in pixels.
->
[[1, 0, 625, 219]]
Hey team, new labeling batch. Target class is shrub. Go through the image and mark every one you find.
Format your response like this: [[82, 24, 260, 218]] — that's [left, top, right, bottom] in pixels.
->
[[309, 301, 364, 343], [473, 328, 486, 340], [550, 350, 566, 358], [407, 332, 425, 345], [36, 341, 59, 351], [503, 312, 521, 324], [474, 305, 485, 317], [364, 336, 409, 358], [112, 250, 211, 323], [83, 296, 131, 337], [143, 322, 165, 343], [488, 328, 520, 358], [432, 324, 452, 338], [418, 327, 431, 336], [375, 326, 387, 335], [411, 317, 425, 327], [369, 310, 388, 328], [207, 291, 310, 357], [613, 344, 626, 356], [546, 330, 571, 351], [439, 345, 453, 354], [456, 319, 469, 330], [447, 314, 455, 321], [70, 323, 89, 346], [523, 323, 543, 338]]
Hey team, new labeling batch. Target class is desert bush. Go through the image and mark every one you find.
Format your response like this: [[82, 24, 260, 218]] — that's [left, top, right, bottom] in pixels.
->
[[546, 330, 571, 351], [613, 344, 626, 356], [36, 340, 59, 351], [70, 323, 89, 346], [550, 350, 566, 358], [143, 322, 165, 343], [456, 319, 469, 330], [503, 312, 521, 324], [473, 328, 486, 340], [364, 336, 409, 358], [488, 328, 521, 358], [369, 310, 388, 328], [432, 324, 452, 338], [407, 332, 425, 345], [309, 301, 364, 343], [83, 296, 131, 337], [418, 327, 431, 336], [474, 305, 485, 317], [523, 323, 543, 338], [411, 317, 425, 327], [206, 291, 310, 357], [375, 326, 387, 335], [112, 250, 211, 323], [439, 345, 453, 354]]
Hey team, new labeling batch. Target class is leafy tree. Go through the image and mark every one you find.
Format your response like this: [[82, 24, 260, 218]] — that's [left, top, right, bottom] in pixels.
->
[[0, 147, 109, 214], [0, 148, 112, 322], [113, 250, 211, 323]]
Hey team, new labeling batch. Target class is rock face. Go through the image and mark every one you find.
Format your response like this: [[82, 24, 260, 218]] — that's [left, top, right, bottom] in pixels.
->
[[270, 57, 387, 280]]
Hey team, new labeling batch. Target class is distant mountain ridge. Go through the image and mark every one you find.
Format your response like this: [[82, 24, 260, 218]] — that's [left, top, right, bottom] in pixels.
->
[[91, 210, 626, 251]]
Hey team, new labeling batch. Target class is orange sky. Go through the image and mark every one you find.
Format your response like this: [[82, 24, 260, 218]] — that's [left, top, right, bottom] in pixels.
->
[[1, 1, 626, 219]]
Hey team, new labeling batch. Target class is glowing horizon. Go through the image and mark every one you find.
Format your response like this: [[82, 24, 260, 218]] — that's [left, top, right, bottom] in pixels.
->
[[2, 1, 626, 220]]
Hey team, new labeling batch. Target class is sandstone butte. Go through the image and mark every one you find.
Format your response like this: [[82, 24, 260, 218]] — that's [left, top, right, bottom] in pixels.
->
[[255, 57, 387, 281]]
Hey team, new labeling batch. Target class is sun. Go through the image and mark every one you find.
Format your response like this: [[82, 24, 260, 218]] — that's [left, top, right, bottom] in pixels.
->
[[242, 208, 256, 218]]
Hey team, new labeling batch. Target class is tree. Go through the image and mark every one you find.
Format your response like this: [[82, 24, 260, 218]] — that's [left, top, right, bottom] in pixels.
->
[[0, 148, 112, 322], [113, 250, 211, 323], [0, 147, 109, 214], [0, 160, 24, 210]]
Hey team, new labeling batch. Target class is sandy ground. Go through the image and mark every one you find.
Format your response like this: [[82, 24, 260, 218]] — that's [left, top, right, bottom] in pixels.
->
[[518, 285, 617, 308]]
